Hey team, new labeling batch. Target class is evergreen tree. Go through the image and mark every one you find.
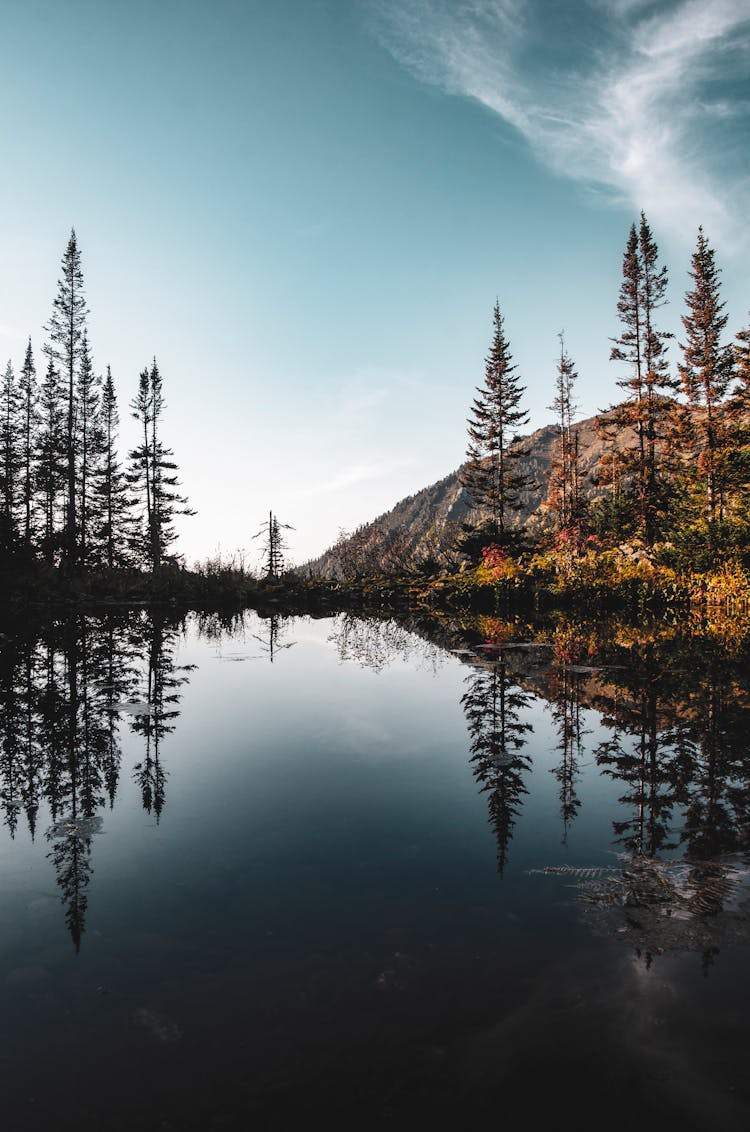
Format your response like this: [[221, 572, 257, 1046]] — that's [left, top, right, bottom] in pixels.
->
[[253, 511, 293, 579], [605, 213, 674, 544], [128, 360, 193, 570], [677, 227, 735, 539], [0, 361, 21, 553], [638, 212, 676, 533], [127, 366, 153, 567], [36, 360, 66, 564], [17, 340, 38, 552], [44, 229, 88, 569], [93, 366, 133, 569], [75, 332, 102, 566], [735, 314, 750, 405], [726, 314, 750, 518], [546, 333, 586, 546], [460, 301, 530, 542]]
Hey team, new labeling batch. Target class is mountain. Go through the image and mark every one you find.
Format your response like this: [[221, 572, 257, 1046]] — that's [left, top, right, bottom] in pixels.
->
[[306, 410, 621, 577]]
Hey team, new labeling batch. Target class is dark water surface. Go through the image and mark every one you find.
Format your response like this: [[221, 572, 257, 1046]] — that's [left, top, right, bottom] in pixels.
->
[[1, 609, 749, 1131]]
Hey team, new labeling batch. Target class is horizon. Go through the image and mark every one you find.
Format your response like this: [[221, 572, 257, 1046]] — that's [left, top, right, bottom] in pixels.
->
[[1, 0, 748, 566]]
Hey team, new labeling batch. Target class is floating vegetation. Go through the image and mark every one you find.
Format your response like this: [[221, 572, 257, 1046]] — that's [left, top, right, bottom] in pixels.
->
[[528, 864, 614, 880], [530, 854, 750, 963]]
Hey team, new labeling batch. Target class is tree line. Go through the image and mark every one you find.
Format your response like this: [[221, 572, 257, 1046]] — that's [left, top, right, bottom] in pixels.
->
[[0, 230, 193, 575], [461, 215, 750, 564]]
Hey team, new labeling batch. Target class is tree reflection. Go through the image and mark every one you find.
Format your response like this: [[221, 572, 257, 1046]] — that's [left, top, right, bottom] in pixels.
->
[[547, 667, 586, 844], [129, 611, 192, 818], [252, 612, 296, 663], [0, 610, 191, 949], [330, 614, 443, 673], [461, 658, 533, 875], [594, 643, 683, 859], [577, 639, 750, 969]]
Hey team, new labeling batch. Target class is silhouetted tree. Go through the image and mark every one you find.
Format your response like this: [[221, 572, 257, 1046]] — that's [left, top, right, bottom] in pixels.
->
[[17, 340, 38, 552], [36, 360, 66, 563], [128, 360, 193, 570], [0, 360, 20, 554], [254, 511, 293, 579], [76, 331, 102, 566], [93, 366, 132, 568], [44, 229, 88, 568]]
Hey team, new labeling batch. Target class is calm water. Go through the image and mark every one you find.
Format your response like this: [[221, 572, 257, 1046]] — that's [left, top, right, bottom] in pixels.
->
[[1, 608, 749, 1131]]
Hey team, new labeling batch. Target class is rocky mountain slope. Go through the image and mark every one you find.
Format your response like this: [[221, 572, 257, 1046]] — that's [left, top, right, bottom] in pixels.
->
[[306, 411, 621, 576]]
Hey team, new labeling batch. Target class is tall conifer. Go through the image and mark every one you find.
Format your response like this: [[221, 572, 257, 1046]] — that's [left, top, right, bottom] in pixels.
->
[[36, 360, 66, 563], [76, 332, 102, 566], [0, 361, 21, 553], [460, 301, 530, 541], [547, 334, 585, 544], [17, 340, 38, 551], [92, 367, 132, 569], [44, 230, 88, 568], [605, 213, 673, 544], [678, 228, 735, 536], [128, 360, 193, 570]]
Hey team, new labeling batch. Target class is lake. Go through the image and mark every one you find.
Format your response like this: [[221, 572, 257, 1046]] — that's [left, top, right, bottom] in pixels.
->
[[1, 607, 749, 1131]]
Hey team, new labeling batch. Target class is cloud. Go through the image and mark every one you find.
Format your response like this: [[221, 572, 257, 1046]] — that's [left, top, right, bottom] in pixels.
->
[[297, 462, 393, 498], [371, 0, 750, 249]]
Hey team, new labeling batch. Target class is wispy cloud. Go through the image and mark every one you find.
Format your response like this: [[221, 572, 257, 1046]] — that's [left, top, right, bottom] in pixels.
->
[[371, 0, 750, 248], [297, 462, 394, 498]]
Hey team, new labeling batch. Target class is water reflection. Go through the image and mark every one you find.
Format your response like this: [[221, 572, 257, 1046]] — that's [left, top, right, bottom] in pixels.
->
[[548, 665, 586, 844], [460, 657, 532, 876], [252, 612, 296, 663], [331, 613, 443, 673], [3, 608, 750, 969], [329, 611, 750, 967], [0, 611, 191, 950]]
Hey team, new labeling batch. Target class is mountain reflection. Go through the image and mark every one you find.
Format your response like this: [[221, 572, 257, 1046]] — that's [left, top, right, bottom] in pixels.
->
[[0, 611, 191, 950]]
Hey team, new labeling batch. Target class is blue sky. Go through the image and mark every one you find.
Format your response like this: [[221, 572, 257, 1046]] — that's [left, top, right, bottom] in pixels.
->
[[1, 0, 748, 565]]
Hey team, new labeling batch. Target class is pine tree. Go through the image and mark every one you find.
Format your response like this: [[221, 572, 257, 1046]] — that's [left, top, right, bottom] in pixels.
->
[[735, 314, 750, 406], [17, 340, 38, 552], [253, 511, 294, 579], [127, 367, 153, 567], [678, 227, 735, 538], [76, 332, 102, 567], [36, 360, 66, 564], [605, 214, 674, 544], [725, 313, 750, 522], [460, 301, 530, 543], [638, 212, 676, 536], [93, 367, 133, 569], [128, 360, 193, 570], [0, 361, 21, 554], [44, 229, 88, 569], [546, 333, 586, 546]]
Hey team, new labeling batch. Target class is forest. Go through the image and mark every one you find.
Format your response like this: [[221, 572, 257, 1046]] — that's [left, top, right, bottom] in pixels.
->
[[2, 218, 750, 614]]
